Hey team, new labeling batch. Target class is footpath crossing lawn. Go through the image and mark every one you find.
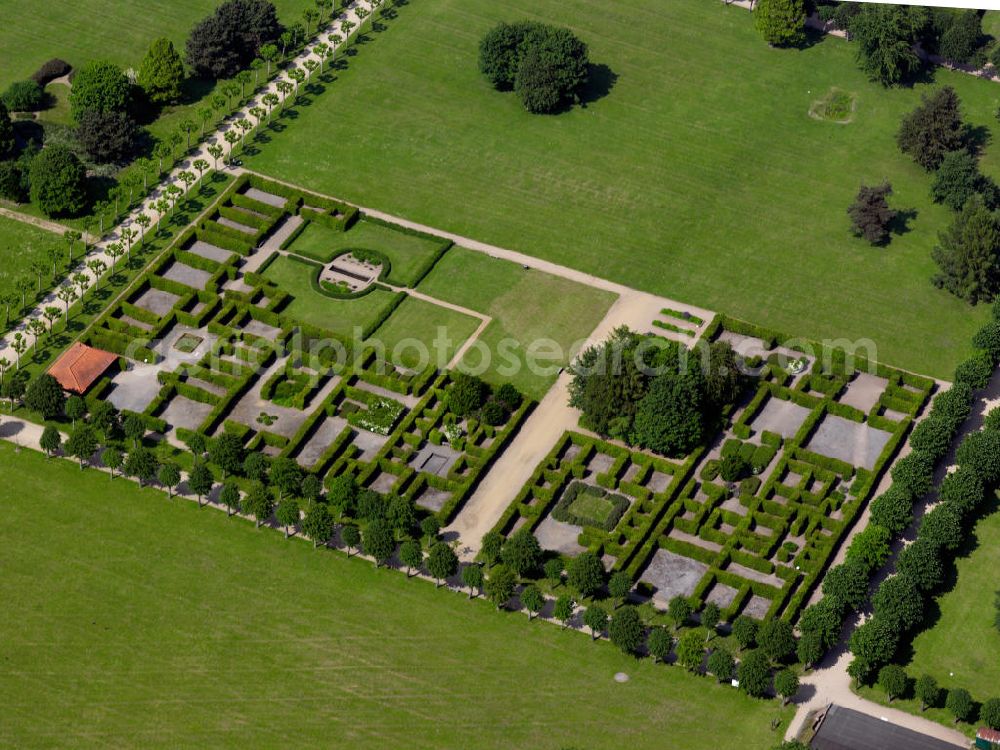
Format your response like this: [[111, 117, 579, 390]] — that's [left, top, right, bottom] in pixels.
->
[[367, 295, 481, 369], [247, 0, 1000, 379], [418, 246, 617, 398], [0, 442, 792, 748]]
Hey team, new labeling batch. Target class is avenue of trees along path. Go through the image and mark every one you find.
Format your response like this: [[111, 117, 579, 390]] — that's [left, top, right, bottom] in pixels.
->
[[0, 0, 376, 364]]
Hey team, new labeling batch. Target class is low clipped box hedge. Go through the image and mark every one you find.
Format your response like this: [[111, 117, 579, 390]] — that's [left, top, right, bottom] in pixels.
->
[[551, 480, 630, 532]]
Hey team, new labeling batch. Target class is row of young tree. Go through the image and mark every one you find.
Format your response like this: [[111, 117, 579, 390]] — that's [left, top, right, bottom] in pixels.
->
[[0, 0, 350, 218], [779, 307, 1000, 730], [874, 666, 1000, 729], [15, 367, 813, 705], [471, 526, 802, 702]]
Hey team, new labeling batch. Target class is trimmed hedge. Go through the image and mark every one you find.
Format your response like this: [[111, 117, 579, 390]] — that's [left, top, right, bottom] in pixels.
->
[[551, 480, 630, 532]]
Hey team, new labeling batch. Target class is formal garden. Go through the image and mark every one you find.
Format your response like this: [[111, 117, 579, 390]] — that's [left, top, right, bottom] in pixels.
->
[[488, 317, 932, 631], [10, 0, 1000, 746], [23, 171, 546, 539]]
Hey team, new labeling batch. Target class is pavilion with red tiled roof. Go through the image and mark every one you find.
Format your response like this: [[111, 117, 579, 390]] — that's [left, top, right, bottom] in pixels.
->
[[47, 342, 118, 394]]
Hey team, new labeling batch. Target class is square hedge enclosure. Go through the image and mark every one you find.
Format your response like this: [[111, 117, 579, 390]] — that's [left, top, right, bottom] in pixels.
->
[[489, 317, 934, 623]]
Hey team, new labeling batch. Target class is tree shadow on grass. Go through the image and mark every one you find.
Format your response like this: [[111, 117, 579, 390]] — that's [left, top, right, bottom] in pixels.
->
[[889, 207, 918, 240], [790, 26, 826, 51], [579, 63, 619, 108], [965, 123, 992, 158]]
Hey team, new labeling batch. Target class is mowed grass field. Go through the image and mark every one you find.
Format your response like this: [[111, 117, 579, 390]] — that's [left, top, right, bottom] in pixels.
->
[[0, 442, 792, 748], [367, 295, 481, 369], [418, 246, 617, 398], [0, 214, 62, 301], [247, 0, 1000, 379], [904, 496, 1000, 700], [0, 0, 315, 89]]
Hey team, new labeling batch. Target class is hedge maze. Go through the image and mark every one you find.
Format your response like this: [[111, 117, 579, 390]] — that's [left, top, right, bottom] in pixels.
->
[[491, 317, 933, 623], [76, 172, 525, 522]]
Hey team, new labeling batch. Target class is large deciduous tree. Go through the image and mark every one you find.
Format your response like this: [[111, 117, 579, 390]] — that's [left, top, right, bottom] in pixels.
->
[[478, 21, 589, 114], [848, 183, 897, 245], [186, 0, 283, 79], [29, 146, 87, 217], [753, 0, 806, 47], [851, 5, 921, 86], [630, 368, 706, 456], [76, 110, 138, 164], [69, 60, 132, 120], [897, 86, 966, 171]]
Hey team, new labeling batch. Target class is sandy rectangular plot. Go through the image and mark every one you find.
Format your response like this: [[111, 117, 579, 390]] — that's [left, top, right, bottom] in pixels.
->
[[838, 373, 888, 413], [244, 187, 286, 208], [294, 416, 347, 468], [639, 548, 709, 604], [160, 395, 214, 432], [188, 240, 234, 264], [805, 414, 891, 470], [749, 397, 811, 439], [534, 515, 586, 556], [134, 288, 180, 317], [161, 261, 213, 291], [217, 216, 256, 235]]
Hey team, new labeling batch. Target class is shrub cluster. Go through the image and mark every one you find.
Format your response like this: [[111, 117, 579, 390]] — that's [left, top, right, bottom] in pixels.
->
[[478, 21, 589, 114]]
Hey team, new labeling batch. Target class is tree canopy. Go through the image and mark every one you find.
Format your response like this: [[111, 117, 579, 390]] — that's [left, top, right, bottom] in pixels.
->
[[753, 0, 806, 47], [848, 183, 897, 245], [69, 60, 132, 120], [138, 38, 186, 104], [186, 0, 283, 79], [932, 194, 1000, 304], [478, 21, 590, 114], [29, 145, 87, 217], [851, 4, 921, 86], [897, 86, 966, 172]]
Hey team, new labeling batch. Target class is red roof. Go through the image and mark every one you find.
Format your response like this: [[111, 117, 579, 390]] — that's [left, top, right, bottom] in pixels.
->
[[47, 342, 118, 394], [980, 728, 1000, 744]]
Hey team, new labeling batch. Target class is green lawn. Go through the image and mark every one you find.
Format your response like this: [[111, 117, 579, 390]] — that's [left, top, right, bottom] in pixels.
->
[[286, 218, 447, 287], [854, 496, 1000, 738], [904, 495, 1000, 702], [262, 253, 400, 338], [0, 213, 64, 306], [418, 246, 616, 398], [246, 0, 1000, 379], [368, 295, 482, 370], [0, 0, 316, 89], [569, 490, 614, 525], [0, 441, 792, 748]]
